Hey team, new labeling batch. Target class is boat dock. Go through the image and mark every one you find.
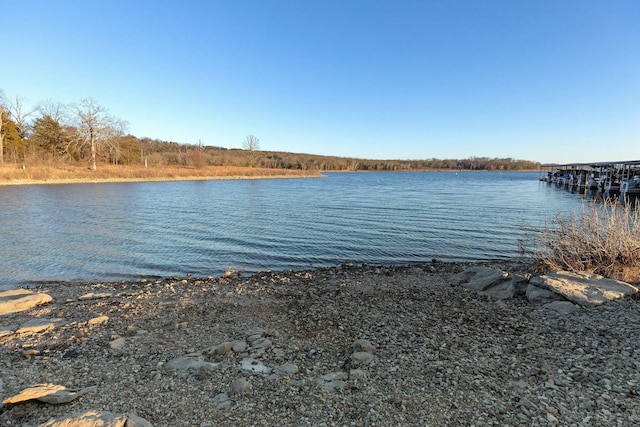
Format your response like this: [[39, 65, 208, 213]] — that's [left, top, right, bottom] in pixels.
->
[[540, 160, 640, 197]]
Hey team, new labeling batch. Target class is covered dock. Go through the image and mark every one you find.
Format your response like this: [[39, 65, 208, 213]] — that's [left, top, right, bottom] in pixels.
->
[[540, 159, 640, 196]]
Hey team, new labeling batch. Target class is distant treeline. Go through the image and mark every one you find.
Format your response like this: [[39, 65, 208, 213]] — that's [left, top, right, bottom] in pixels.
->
[[0, 91, 539, 171]]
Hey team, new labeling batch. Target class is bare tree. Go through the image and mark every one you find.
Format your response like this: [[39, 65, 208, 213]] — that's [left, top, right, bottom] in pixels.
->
[[243, 134, 260, 166], [71, 98, 127, 170], [37, 99, 69, 123], [7, 95, 37, 139], [0, 90, 6, 165], [243, 134, 260, 151]]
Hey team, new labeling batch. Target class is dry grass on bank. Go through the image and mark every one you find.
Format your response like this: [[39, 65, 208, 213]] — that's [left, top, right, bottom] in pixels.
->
[[530, 199, 640, 284], [0, 164, 321, 184]]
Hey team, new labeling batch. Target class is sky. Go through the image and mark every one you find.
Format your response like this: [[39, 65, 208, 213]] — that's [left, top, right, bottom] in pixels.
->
[[1, 0, 639, 164]]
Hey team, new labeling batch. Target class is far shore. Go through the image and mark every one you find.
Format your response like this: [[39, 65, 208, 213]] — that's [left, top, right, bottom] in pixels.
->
[[0, 174, 323, 187], [0, 165, 323, 186], [0, 166, 540, 187]]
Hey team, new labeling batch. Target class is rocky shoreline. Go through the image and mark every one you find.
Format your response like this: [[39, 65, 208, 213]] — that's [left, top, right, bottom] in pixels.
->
[[1, 261, 640, 426]]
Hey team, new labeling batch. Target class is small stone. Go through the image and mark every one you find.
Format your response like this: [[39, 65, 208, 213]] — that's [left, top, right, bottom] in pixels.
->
[[23, 349, 40, 357], [232, 341, 248, 353], [241, 358, 271, 374], [109, 337, 126, 350], [250, 337, 272, 350], [78, 292, 112, 300], [88, 316, 109, 326], [229, 378, 252, 396], [349, 369, 366, 379], [247, 333, 263, 344], [350, 351, 374, 366], [352, 339, 374, 353], [175, 321, 188, 330], [205, 341, 234, 356], [166, 356, 220, 373], [274, 363, 299, 377], [245, 327, 265, 337], [212, 392, 231, 410]]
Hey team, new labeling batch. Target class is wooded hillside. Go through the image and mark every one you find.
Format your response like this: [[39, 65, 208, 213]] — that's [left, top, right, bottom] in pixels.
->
[[0, 91, 540, 172]]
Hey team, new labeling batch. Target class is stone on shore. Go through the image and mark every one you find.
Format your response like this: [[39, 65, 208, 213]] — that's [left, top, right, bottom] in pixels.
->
[[273, 363, 299, 377], [3, 384, 95, 405], [229, 378, 252, 396], [39, 410, 152, 427], [450, 267, 509, 291], [0, 289, 52, 316], [478, 279, 516, 299], [543, 301, 582, 315], [526, 284, 566, 304], [530, 271, 639, 306], [166, 356, 220, 374], [352, 339, 374, 353], [88, 315, 109, 326], [16, 318, 63, 335]]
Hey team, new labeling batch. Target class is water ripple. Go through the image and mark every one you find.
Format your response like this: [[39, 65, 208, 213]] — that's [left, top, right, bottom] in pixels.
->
[[0, 172, 588, 288]]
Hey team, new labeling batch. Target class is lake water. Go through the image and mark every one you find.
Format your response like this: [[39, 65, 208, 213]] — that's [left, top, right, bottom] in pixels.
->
[[0, 171, 590, 289]]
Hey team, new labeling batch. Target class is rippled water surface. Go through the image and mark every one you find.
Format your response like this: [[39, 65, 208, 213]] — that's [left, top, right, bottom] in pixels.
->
[[0, 172, 590, 288]]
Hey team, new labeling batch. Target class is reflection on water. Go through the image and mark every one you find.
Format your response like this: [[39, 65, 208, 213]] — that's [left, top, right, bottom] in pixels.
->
[[0, 172, 590, 288]]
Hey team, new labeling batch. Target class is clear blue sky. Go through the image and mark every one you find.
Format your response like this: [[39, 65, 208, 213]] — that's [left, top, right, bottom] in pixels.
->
[[2, 0, 639, 164]]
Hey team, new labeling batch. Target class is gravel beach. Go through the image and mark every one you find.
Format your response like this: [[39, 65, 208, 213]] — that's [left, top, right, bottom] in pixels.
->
[[1, 261, 639, 426]]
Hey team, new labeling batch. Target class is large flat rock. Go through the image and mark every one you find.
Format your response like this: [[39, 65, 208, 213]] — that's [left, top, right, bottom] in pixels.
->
[[0, 289, 52, 315], [39, 410, 152, 427], [3, 384, 95, 405], [529, 271, 639, 307]]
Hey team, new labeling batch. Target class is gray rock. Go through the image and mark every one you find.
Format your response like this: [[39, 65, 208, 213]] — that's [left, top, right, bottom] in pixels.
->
[[241, 357, 271, 374], [349, 369, 366, 379], [0, 289, 53, 316], [511, 274, 531, 296], [205, 341, 233, 356], [229, 378, 252, 396], [320, 380, 346, 392], [212, 392, 231, 410], [3, 384, 95, 405], [39, 410, 152, 427], [274, 363, 299, 376], [232, 340, 248, 353], [245, 327, 265, 337], [450, 267, 509, 291], [543, 301, 581, 315], [321, 372, 348, 381], [526, 284, 566, 304], [478, 279, 516, 299], [250, 337, 272, 350], [530, 271, 639, 306], [352, 339, 374, 353], [109, 337, 126, 350], [350, 351, 374, 367], [166, 356, 220, 373]]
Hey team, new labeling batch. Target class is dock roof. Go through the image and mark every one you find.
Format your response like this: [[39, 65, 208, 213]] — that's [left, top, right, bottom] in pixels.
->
[[541, 160, 640, 168]]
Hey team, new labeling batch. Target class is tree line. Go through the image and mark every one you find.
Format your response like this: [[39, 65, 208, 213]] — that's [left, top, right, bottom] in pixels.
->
[[0, 90, 540, 172]]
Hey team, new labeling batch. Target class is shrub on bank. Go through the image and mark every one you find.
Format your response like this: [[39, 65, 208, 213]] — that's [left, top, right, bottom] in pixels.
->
[[529, 199, 640, 285]]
